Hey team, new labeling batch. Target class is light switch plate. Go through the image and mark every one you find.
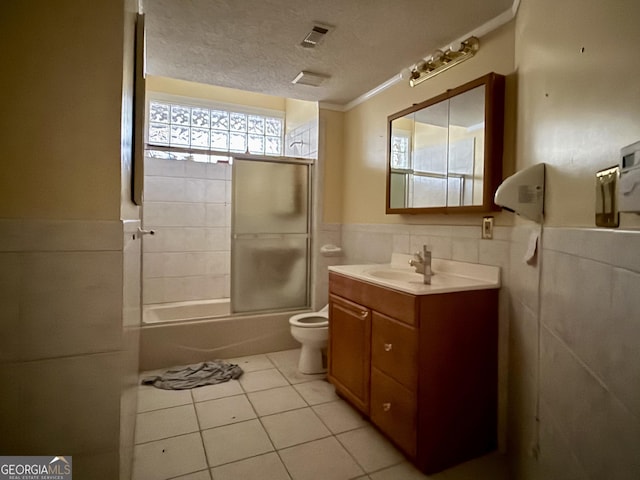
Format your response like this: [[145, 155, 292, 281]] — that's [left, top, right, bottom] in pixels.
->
[[482, 216, 494, 239]]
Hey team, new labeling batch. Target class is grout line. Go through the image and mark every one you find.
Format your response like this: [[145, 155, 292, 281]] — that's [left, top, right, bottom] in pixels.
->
[[165, 468, 212, 480], [133, 430, 201, 447]]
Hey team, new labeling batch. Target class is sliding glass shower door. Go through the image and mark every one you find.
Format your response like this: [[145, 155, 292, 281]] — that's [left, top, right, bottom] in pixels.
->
[[231, 156, 311, 313]]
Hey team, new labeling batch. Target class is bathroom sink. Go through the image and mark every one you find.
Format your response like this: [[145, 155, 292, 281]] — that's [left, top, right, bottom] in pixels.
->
[[364, 268, 426, 283], [328, 253, 501, 295]]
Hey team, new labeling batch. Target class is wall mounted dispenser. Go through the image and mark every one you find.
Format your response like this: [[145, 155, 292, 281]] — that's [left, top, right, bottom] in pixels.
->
[[618, 140, 640, 213], [494, 163, 545, 223], [595, 165, 620, 227]]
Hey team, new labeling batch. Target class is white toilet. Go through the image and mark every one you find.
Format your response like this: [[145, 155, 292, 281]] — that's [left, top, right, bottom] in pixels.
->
[[289, 305, 329, 374]]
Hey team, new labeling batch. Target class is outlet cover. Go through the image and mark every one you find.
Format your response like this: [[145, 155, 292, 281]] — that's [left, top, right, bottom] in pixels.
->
[[482, 216, 494, 239]]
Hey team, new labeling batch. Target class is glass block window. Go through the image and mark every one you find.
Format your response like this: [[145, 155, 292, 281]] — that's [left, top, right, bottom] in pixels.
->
[[390, 133, 411, 169], [147, 99, 284, 157]]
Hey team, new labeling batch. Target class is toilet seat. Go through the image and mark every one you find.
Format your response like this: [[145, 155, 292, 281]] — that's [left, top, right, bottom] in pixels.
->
[[289, 311, 329, 328]]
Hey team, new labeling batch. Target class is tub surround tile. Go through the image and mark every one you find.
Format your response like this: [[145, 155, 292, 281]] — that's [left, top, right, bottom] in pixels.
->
[[145, 156, 187, 177], [145, 175, 188, 202], [144, 202, 207, 227]]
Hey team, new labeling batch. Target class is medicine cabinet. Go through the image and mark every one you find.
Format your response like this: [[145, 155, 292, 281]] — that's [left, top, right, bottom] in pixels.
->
[[386, 73, 505, 214]]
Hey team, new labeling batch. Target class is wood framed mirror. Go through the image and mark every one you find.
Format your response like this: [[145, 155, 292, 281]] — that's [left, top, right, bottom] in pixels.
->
[[386, 72, 505, 214]]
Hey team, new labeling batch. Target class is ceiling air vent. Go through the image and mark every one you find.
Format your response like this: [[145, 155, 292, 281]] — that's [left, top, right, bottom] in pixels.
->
[[300, 24, 330, 48], [291, 71, 329, 87]]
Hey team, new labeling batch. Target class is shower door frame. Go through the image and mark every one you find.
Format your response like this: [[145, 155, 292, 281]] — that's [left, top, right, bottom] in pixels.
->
[[230, 153, 314, 315]]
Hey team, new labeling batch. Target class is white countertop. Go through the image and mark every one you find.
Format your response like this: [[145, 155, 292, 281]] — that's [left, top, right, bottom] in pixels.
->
[[328, 253, 500, 295]]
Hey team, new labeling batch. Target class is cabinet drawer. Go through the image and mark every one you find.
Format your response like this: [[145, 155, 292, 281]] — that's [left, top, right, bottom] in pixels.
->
[[370, 367, 417, 457], [329, 272, 417, 325], [372, 312, 418, 391]]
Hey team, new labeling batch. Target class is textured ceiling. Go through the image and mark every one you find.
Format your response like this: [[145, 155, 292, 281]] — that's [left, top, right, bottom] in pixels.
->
[[143, 0, 513, 106]]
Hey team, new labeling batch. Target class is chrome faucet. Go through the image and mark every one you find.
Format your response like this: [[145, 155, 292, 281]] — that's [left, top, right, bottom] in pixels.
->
[[409, 245, 433, 284]]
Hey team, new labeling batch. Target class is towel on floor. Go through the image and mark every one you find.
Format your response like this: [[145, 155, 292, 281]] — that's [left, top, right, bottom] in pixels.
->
[[141, 360, 243, 390]]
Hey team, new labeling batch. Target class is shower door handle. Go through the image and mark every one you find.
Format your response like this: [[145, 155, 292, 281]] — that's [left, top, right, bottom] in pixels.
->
[[137, 227, 156, 237]]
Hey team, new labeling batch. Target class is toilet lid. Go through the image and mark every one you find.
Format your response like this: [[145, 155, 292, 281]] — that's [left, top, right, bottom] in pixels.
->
[[289, 311, 329, 328]]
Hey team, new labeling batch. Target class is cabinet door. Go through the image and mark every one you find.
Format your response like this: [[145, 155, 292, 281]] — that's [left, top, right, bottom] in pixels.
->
[[328, 294, 371, 414]]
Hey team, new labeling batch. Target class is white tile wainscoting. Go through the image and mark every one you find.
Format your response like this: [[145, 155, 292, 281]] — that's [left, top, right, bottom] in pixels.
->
[[0, 218, 141, 479]]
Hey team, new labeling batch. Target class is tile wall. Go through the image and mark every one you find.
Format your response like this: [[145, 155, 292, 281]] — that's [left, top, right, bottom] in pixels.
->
[[142, 157, 232, 305], [0, 218, 141, 479], [285, 119, 319, 159], [509, 226, 640, 480]]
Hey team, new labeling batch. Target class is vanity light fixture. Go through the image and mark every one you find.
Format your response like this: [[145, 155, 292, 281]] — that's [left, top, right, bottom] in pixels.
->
[[409, 36, 480, 87]]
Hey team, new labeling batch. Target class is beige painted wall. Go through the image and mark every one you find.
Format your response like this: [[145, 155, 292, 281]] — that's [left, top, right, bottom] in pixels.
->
[[341, 21, 516, 226], [319, 108, 345, 223], [147, 75, 286, 111], [0, 1, 126, 220], [515, 0, 640, 227]]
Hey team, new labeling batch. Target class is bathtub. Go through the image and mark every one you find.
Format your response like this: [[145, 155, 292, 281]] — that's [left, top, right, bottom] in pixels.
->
[[140, 299, 303, 371], [143, 299, 231, 324]]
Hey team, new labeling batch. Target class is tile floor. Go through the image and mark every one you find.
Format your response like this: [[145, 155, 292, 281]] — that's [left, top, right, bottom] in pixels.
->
[[133, 349, 508, 480]]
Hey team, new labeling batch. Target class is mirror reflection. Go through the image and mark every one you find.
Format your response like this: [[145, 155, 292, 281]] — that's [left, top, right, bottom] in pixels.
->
[[387, 73, 504, 213]]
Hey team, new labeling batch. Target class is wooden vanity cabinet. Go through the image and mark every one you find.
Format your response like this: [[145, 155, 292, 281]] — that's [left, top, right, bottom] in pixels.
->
[[328, 271, 498, 475]]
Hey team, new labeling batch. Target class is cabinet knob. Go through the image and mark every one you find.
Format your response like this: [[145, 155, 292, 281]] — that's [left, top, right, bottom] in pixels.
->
[[382, 402, 391, 412], [360, 310, 369, 318], [384, 343, 392, 352]]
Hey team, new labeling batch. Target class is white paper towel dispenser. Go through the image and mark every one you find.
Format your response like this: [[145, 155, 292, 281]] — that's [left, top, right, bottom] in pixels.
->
[[494, 163, 545, 223]]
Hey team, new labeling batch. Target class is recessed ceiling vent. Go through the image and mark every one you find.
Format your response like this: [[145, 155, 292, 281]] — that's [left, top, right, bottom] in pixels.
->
[[300, 24, 330, 48], [291, 71, 330, 87]]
